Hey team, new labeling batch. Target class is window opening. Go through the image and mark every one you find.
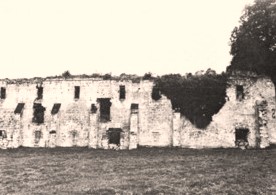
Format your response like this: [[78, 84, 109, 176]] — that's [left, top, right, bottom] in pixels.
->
[[91, 104, 97, 113], [14, 103, 25, 114], [74, 86, 80, 99], [32, 103, 45, 124], [236, 85, 244, 101], [119, 85, 126, 100], [37, 86, 43, 100], [97, 98, 111, 122], [152, 86, 161, 100], [0, 130, 7, 139], [131, 103, 139, 114], [51, 103, 61, 115], [1, 87, 6, 99], [49, 130, 56, 134]]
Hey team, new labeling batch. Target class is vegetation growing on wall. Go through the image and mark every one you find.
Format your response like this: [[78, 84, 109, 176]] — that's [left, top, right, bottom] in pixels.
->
[[153, 71, 228, 129], [61, 70, 72, 78], [59, 71, 142, 82], [2, 71, 153, 84], [1, 69, 228, 129]]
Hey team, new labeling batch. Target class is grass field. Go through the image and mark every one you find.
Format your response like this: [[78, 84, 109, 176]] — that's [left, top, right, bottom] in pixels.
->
[[0, 147, 275, 195]]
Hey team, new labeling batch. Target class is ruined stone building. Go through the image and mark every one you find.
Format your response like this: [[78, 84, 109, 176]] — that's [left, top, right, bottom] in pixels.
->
[[0, 72, 275, 149]]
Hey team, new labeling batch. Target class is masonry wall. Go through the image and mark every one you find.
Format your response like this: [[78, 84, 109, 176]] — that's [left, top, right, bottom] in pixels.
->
[[0, 78, 173, 149], [0, 74, 275, 149], [138, 81, 173, 147], [173, 75, 276, 149]]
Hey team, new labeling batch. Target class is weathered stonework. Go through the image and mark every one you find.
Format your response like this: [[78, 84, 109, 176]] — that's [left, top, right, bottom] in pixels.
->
[[174, 72, 276, 149], [0, 72, 275, 149]]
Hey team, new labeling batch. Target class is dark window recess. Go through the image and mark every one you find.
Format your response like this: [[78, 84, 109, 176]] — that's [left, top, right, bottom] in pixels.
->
[[152, 86, 161, 100], [74, 86, 80, 99], [97, 98, 111, 122], [51, 103, 61, 115], [32, 103, 46, 124], [34, 131, 42, 143], [0, 130, 7, 138], [119, 85, 126, 100], [236, 85, 244, 101], [14, 103, 25, 114], [131, 103, 139, 110], [91, 104, 97, 113], [131, 103, 139, 113], [37, 86, 43, 100], [49, 130, 56, 134], [107, 128, 122, 145], [1, 87, 6, 99]]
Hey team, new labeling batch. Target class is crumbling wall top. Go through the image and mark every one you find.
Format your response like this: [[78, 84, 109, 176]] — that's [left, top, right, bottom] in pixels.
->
[[0, 74, 155, 85]]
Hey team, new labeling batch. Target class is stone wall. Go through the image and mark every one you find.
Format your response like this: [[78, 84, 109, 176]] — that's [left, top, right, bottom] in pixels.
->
[[172, 74, 276, 149], [0, 73, 275, 149], [0, 78, 174, 149]]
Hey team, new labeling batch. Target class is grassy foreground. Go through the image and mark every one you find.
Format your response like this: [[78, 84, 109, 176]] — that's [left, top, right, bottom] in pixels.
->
[[0, 147, 275, 195]]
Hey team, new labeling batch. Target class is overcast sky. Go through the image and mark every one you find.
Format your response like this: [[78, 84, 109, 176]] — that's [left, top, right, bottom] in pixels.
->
[[0, 0, 254, 78]]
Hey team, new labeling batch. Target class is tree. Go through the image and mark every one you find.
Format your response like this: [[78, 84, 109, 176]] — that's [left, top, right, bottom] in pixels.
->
[[228, 0, 276, 81], [62, 70, 72, 78], [142, 72, 153, 80]]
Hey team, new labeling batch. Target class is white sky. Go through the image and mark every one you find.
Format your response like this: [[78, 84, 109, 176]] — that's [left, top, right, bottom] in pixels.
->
[[0, 0, 254, 78]]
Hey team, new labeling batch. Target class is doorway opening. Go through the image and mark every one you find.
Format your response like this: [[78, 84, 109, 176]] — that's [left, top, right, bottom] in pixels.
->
[[235, 128, 249, 149], [49, 130, 57, 147], [107, 128, 122, 147]]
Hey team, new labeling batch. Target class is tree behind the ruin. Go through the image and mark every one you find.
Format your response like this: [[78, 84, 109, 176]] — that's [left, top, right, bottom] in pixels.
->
[[228, 0, 276, 82]]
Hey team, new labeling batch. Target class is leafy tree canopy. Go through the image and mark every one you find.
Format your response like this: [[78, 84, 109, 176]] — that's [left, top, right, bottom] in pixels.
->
[[153, 71, 228, 129], [61, 70, 72, 78], [228, 0, 276, 81]]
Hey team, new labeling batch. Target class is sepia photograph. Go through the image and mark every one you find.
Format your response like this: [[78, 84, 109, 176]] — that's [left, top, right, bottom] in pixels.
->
[[0, 0, 275, 194]]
